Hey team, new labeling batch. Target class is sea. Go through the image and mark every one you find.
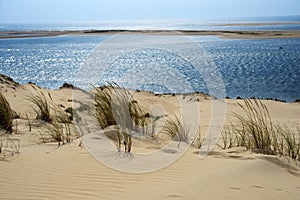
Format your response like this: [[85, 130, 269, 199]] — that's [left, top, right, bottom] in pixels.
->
[[0, 16, 300, 102]]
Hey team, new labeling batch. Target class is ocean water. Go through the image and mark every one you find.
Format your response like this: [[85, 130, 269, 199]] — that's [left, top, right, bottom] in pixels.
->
[[0, 16, 300, 102], [0, 35, 299, 102], [199, 37, 300, 101], [1, 15, 300, 31], [0, 36, 107, 87]]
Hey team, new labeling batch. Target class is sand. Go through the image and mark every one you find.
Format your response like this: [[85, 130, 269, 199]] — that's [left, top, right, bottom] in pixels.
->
[[1, 29, 300, 39], [0, 75, 300, 199]]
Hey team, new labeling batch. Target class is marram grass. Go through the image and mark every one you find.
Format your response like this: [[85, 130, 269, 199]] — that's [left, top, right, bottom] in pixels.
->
[[26, 85, 52, 122], [94, 83, 150, 152], [162, 115, 190, 146], [0, 92, 13, 133], [221, 99, 300, 160], [27, 85, 74, 145]]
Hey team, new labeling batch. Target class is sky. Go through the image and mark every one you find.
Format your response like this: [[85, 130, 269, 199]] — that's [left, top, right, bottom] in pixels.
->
[[0, 0, 300, 23]]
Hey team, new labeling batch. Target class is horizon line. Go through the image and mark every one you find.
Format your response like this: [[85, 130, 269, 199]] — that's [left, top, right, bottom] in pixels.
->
[[1, 14, 299, 24]]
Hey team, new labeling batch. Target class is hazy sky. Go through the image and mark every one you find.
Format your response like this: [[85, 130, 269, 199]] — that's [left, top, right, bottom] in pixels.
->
[[0, 0, 299, 23]]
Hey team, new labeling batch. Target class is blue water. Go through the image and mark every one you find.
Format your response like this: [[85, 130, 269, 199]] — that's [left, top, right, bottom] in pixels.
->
[[0, 35, 299, 102], [198, 37, 300, 101], [1, 15, 300, 31], [0, 16, 300, 102], [0, 36, 107, 87]]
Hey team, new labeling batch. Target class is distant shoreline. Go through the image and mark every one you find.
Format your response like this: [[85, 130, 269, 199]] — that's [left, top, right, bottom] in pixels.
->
[[216, 21, 300, 26], [1, 30, 300, 39]]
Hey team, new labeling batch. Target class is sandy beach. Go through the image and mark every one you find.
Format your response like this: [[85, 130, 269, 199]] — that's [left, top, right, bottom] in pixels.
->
[[1, 74, 300, 199], [1, 29, 300, 39]]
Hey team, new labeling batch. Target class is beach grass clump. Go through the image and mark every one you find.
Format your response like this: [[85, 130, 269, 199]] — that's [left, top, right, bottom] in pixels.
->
[[104, 128, 123, 151], [218, 124, 238, 150], [94, 84, 151, 131], [234, 99, 274, 153], [0, 92, 13, 133], [39, 108, 74, 146], [94, 83, 150, 152], [46, 122, 64, 146], [192, 129, 202, 149], [221, 99, 300, 160], [44, 109, 73, 146], [27, 86, 52, 123], [278, 126, 300, 160], [53, 108, 72, 144], [94, 85, 116, 129], [162, 115, 190, 145], [26, 85, 75, 145]]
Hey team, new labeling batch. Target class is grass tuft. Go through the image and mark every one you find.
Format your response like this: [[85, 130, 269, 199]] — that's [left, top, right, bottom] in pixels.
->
[[221, 99, 300, 160], [235, 99, 274, 153], [0, 92, 13, 133], [94, 83, 150, 152], [94, 85, 116, 129], [192, 129, 202, 149], [162, 115, 190, 146], [46, 122, 64, 146], [26, 86, 52, 122], [43, 108, 74, 146], [26, 85, 75, 146]]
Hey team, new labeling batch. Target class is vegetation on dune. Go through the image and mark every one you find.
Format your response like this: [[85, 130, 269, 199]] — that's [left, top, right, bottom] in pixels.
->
[[95, 83, 203, 151], [52, 107, 73, 144], [94, 83, 153, 153], [0, 91, 13, 133], [38, 111, 75, 146], [38, 102, 76, 146], [162, 115, 191, 147], [0, 91, 20, 159], [26, 85, 52, 123], [0, 138, 20, 161], [192, 130, 203, 149], [220, 99, 300, 160], [94, 85, 116, 129], [3, 78, 299, 160], [26, 85, 76, 146], [45, 122, 65, 146], [94, 84, 150, 130]]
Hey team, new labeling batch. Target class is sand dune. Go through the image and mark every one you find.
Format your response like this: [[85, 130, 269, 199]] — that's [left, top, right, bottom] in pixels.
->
[[1, 75, 300, 199], [1, 142, 300, 199]]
